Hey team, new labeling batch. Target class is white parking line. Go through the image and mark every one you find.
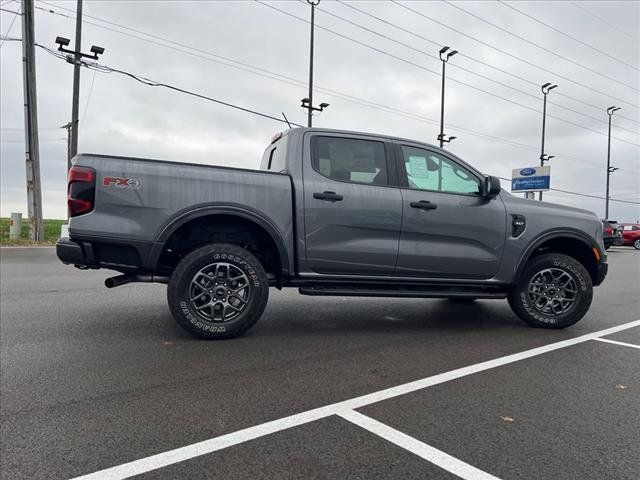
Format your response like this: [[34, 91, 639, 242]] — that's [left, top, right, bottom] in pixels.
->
[[337, 409, 501, 480], [594, 337, 640, 350], [70, 319, 640, 480]]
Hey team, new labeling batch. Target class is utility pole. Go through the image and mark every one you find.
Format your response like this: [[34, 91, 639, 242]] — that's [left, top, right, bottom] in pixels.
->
[[605, 106, 621, 219], [539, 82, 557, 201], [437, 46, 457, 148], [21, 0, 44, 241], [301, 0, 328, 126], [69, 0, 83, 165]]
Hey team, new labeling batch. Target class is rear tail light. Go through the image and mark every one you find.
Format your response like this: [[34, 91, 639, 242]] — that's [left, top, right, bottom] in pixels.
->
[[68, 166, 96, 217], [604, 227, 613, 235]]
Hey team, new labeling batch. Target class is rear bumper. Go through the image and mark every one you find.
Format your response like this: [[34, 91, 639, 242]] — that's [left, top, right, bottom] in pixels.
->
[[594, 261, 608, 286], [57, 235, 155, 271], [56, 238, 96, 268]]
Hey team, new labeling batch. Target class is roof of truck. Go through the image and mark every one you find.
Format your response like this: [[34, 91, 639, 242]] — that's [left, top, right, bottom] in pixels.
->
[[286, 127, 442, 151]]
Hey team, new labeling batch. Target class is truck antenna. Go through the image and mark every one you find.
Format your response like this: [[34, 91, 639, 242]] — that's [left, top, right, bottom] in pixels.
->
[[281, 112, 292, 129]]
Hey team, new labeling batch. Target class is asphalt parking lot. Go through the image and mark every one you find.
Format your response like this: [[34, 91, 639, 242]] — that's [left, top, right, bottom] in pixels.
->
[[1, 246, 638, 480]]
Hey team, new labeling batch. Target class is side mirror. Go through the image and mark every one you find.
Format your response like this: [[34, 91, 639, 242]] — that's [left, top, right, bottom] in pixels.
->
[[483, 176, 501, 198]]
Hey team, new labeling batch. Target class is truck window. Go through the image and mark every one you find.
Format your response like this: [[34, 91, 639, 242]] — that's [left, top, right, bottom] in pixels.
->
[[311, 136, 388, 186], [401, 146, 481, 195], [261, 135, 289, 172]]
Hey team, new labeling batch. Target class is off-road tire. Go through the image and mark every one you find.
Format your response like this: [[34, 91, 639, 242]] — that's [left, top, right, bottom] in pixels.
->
[[167, 243, 269, 339], [508, 253, 592, 329]]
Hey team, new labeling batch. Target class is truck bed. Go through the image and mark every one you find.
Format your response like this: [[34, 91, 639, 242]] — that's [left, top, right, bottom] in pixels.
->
[[69, 153, 294, 258]]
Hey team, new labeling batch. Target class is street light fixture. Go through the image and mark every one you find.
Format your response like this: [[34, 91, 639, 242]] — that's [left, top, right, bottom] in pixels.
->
[[55, 35, 105, 60], [438, 46, 457, 148], [605, 106, 621, 219], [301, 98, 329, 118], [538, 82, 557, 200]]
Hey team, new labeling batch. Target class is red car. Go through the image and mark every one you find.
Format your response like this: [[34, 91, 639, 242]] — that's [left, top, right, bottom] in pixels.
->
[[621, 224, 640, 250]]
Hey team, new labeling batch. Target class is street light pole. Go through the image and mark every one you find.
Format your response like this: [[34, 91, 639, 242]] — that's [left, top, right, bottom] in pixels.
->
[[438, 46, 457, 148], [605, 106, 621, 219], [301, 0, 329, 127], [306, 0, 319, 127], [539, 82, 557, 201]]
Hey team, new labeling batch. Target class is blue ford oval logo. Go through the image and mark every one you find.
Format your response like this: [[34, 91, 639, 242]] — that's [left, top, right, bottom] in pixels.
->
[[520, 168, 536, 176]]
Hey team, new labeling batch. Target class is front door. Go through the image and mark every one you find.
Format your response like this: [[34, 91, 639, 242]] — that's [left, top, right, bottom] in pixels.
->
[[303, 133, 402, 275], [395, 144, 506, 279]]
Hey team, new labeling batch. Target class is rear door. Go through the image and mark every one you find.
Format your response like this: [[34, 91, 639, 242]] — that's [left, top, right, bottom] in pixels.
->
[[302, 132, 402, 275], [394, 143, 506, 279]]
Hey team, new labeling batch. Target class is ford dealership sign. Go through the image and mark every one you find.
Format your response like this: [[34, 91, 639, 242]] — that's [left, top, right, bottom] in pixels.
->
[[512, 166, 551, 192]]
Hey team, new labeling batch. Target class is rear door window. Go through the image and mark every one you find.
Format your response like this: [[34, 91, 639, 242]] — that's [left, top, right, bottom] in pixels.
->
[[311, 136, 389, 186]]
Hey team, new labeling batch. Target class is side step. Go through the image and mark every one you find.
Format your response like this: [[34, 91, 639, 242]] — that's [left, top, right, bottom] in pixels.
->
[[298, 283, 507, 299]]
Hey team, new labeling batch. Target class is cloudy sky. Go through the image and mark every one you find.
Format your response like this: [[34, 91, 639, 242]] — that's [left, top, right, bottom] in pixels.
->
[[1, 0, 638, 220]]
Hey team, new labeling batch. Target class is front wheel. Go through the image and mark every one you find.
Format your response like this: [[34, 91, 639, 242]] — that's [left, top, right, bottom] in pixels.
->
[[167, 243, 269, 339], [508, 253, 592, 329], [634, 239, 640, 250]]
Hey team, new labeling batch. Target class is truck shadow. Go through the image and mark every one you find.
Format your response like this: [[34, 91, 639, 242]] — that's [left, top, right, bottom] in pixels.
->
[[254, 296, 522, 338]]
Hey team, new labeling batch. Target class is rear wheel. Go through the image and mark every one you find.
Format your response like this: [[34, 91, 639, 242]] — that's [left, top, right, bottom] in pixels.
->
[[508, 253, 592, 329], [167, 243, 269, 339], [634, 239, 640, 250]]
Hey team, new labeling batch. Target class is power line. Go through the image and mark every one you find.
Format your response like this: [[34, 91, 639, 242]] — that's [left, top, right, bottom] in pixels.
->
[[1, 138, 65, 143], [35, 42, 303, 127], [336, 0, 640, 127], [318, 0, 638, 136], [80, 69, 96, 128], [35, 0, 640, 134], [442, 0, 638, 92], [1, 33, 588, 170], [26, 3, 639, 160], [37, 0, 640, 127], [0, 6, 21, 49], [1, 126, 61, 130], [258, 1, 640, 147], [569, 1, 640, 44], [391, 1, 640, 112], [498, 0, 639, 71], [5, 8, 637, 172], [11, 38, 638, 205]]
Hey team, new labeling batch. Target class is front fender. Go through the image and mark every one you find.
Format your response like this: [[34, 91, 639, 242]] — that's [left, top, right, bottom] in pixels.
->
[[513, 228, 603, 283]]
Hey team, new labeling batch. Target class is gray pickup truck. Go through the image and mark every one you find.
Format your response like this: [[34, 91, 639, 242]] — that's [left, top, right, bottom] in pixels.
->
[[57, 127, 607, 338]]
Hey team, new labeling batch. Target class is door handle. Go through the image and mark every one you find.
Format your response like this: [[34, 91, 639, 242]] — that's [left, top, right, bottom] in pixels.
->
[[410, 200, 437, 210], [313, 191, 343, 202]]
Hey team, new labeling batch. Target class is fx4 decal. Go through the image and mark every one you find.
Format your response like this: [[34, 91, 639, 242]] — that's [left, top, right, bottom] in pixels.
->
[[103, 176, 142, 189]]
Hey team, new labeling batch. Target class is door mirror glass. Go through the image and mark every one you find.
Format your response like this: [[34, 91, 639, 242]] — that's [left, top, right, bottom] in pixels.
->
[[484, 176, 501, 198]]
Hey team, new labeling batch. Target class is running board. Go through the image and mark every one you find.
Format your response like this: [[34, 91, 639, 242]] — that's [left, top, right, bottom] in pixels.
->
[[298, 284, 506, 299]]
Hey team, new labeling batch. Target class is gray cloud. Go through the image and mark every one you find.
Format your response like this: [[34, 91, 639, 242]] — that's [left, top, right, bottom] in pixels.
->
[[1, 0, 638, 220]]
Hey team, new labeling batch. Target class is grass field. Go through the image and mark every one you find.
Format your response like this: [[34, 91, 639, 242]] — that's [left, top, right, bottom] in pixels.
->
[[0, 218, 66, 246]]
